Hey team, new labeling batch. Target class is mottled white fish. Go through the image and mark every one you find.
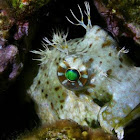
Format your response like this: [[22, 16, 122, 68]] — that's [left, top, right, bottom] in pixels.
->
[[28, 2, 140, 140]]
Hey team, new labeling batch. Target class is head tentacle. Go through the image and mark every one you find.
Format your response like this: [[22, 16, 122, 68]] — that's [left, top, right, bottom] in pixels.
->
[[66, 1, 92, 31]]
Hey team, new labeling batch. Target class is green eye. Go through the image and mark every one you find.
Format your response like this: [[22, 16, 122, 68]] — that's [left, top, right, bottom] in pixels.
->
[[65, 69, 80, 81], [57, 60, 88, 90]]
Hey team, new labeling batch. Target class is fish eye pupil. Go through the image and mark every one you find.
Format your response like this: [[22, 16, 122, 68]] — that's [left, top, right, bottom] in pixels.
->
[[65, 69, 80, 81]]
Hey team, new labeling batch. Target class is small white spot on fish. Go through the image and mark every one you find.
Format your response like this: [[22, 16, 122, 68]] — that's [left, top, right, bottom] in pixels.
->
[[79, 65, 86, 72], [78, 80, 83, 86], [81, 74, 88, 79], [62, 80, 68, 84], [58, 72, 64, 76], [71, 82, 75, 86], [60, 62, 67, 69]]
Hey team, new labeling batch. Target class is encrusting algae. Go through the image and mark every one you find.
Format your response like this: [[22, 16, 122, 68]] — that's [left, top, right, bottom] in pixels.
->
[[28, 1, 140, 139], [17, 120, 117, 140]]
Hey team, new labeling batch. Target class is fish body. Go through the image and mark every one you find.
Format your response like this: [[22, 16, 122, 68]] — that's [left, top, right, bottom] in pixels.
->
[[28, 2, 140, 139]]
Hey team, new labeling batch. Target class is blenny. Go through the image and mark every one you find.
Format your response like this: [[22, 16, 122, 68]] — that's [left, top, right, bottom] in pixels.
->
[[28, 2, 140, 139]]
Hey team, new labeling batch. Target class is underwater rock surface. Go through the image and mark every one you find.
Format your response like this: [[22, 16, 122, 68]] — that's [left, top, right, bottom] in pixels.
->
[[0, 45, 23, 91], [94, 0, 140, 64], [0, 0, 50, 92], [17, 120, 117, 140], [94, 0, 140, 45]]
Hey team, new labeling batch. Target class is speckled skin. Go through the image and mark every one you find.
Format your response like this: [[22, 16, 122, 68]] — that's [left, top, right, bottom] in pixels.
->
[[28, 2, 140, 139]]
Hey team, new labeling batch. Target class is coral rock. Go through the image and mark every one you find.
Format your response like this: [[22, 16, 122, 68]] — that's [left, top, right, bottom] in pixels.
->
[[17, 120, 117, 140], [0, 45, 23, 92]]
